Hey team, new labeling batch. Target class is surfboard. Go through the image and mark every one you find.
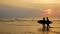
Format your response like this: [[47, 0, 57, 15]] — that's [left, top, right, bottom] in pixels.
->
[[37, 20, 52, 24]]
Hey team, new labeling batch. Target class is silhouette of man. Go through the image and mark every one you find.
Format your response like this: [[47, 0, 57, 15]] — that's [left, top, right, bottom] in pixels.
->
[[46, 17, 52, 30]]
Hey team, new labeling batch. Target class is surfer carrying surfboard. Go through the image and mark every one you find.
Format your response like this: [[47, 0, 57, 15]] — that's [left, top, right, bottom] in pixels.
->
[[37, 17, 52, 30], [46, 17, 52, 30]]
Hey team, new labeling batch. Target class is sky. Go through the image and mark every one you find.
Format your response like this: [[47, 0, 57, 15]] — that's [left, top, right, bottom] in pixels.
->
[[0, 0, 60, 18]]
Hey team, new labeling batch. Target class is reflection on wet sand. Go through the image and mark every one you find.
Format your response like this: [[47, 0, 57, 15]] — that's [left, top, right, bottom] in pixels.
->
[[0, 25, 60, 34]]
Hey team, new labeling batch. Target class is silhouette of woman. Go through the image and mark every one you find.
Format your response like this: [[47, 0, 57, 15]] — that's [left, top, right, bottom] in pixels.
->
[[38, 17, 46, 30], [42, 17, 46, 30]]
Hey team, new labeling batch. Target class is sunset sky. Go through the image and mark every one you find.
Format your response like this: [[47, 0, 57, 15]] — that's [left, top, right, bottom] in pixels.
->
[[0, 0, 60, 18]]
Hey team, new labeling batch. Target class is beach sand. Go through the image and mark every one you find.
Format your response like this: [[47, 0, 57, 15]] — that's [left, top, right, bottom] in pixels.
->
[[0, 19, 60, 34]]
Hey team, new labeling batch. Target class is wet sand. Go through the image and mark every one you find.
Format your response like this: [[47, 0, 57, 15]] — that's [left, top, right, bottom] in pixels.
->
[[0, 21, 60, 34]]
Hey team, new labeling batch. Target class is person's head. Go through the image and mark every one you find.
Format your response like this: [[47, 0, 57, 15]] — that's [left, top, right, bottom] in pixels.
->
[[43, 17, 45, 20], [46, 17, 48, 19], [46, 17, 49, 20]]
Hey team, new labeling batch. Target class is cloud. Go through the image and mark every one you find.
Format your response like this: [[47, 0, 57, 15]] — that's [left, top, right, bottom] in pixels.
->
[[0, 4, 43, 17], [0, 0, 60, 17], [0, 0, 60, 10]]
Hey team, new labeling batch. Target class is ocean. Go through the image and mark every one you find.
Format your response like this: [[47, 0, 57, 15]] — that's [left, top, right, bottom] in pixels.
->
[[0, 17, 60, 34]]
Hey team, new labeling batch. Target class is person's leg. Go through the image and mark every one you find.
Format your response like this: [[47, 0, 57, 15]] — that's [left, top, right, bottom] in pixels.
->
[[47, 24, 49, 30], [42, 24, 45, 30]]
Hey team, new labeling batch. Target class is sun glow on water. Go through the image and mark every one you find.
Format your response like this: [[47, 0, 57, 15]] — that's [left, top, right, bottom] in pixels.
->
[[44, 9, 53, 14], [43, 9, 54, 17]]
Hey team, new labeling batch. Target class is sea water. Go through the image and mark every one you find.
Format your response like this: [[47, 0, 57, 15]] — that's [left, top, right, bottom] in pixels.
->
[[0, 17, 60, 34]]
